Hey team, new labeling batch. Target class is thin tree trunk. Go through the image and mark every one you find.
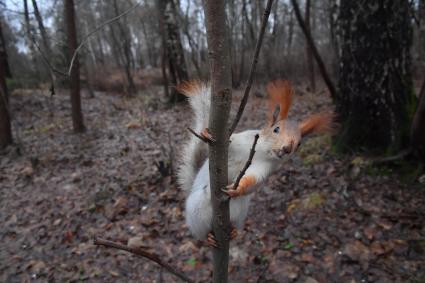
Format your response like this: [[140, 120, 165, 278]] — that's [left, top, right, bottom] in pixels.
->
[[0, 20, 12, 148], [31, 0, 51, 53], [291, 0, 337, 101], [328, 0, 339, 76], [140, 19, 155, 67], [286, 8, 294, 58], [203, 0, 233, 282], [305, 0, 316, 92], [112, 0, 136, 95], [242, 0, 256, 46], [158, 0, 170, 98], [161, 48, 170, 97], [158, 0, 187, 102], [23, 0, 40, 76], [411, 77, 425, 162], [65, 0, 85, 133]]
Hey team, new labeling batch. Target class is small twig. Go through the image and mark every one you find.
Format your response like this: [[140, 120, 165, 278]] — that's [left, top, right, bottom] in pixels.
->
[[229, 0, 274, 135], [187, 127, 211, 143], [93, 237, 194, 283], [233, 134, 260, 190], [372, 147, 412, 164]]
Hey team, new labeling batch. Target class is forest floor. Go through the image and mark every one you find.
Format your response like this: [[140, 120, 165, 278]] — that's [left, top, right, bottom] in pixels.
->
[[0, 85, 424, 283]]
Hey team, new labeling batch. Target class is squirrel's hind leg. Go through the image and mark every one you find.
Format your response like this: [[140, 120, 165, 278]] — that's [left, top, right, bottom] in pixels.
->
[[206, 227, 238, 248]]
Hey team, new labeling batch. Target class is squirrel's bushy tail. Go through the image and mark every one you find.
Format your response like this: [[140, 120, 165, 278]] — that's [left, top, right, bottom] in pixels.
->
[[177, 81, 210, 193]]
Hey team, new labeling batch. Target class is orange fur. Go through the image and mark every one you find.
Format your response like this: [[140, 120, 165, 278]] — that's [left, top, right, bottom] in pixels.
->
[[266, 80, 294, 123], [299, 112, 335, 137], [238, 175, 257, 195], [176, 80, 202, 97]]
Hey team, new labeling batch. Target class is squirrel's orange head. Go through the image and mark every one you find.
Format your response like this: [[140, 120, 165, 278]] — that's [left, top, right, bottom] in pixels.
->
[[262, 79, 335, 159]]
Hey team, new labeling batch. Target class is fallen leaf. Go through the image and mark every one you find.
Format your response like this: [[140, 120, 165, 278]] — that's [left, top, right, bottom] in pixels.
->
[[126, 120, 141, 129]]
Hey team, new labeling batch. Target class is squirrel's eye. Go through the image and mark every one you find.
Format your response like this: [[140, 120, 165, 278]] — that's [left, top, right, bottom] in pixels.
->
[[273, 126, 280, 134]]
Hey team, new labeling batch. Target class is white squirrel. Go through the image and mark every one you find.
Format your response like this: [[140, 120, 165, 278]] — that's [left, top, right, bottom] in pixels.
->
[[177, 79, 334, 246]]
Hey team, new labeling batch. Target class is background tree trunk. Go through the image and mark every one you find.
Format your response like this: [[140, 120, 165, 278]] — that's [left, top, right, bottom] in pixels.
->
[[0, 20, 13, 148], [203, 0, 233, 282], [31, 0, 51, 54], [65, 0, 85, 133], [411, 78, 425, 162], [305, 0, 316, 92], [336, 0, 414, 153], [159, 0, 189, 103], [112, 0, 136, 96], [23, 0, 40, 77]]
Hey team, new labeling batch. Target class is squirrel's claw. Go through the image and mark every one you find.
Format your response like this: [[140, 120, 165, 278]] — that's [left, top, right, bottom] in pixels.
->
[[230, 227, 238, 240], [207, 228, 238, 248], [207, 232, 219, 248], [222, 184, 243, 198], [201, 128, 216, 143]]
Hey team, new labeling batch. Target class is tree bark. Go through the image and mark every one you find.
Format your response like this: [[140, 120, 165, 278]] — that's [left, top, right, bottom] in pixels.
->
[[286, 8, 294, 58], [31, 0, 51, 54], [0, 20, 12, 148], [411, 77, 425, 162], [418, 0, 425, 72], [23, 0, 40, 76], [112, 0, 136, 96], [336, 0, 414, 153], [304, 0, 316, 92], [203, 0, 233, 282], [65, 0, 85, 133], [159, 0, 188, 103], [291, 0, 336, 100]]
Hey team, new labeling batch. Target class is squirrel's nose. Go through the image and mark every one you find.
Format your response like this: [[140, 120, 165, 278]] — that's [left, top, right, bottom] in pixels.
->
[[282, 142, 293, 154]]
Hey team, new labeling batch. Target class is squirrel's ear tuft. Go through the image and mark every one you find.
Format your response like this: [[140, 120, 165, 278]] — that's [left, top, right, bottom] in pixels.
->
[[176, 80, 202, 97], [266, 79, 294, 123], [299, 112, 336, 137]]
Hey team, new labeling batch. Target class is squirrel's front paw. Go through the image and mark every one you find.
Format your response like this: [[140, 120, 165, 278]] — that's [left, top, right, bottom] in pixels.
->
[[222, 176, 256, 198], [222, 184, 244, 198]]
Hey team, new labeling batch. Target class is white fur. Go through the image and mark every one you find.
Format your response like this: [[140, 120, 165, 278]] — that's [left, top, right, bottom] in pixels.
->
[[185, 130, 283, 240], [177, 83, 211, 194], [179, 85, 290, 240]]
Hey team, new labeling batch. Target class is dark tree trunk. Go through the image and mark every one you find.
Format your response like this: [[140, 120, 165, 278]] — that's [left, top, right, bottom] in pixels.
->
[[328, 0, 339, 77], [336, 0, 414, 153], [158, 0, 188, 103], [112, 0, 136, 95], [65, 0, 85, 133], [0, 20, 12, 148], [305, 0, 316, 92], [411, 78, 425, 162], [203, 0, 233, 281], [157, 0, 170, 98], [31, 0, 51, 54], [286, 8, 294, 58], [291, 0, 336, 100], [23, 0, 40, 76], [419, 0, 425, 71], [161, 47, 170, 98]]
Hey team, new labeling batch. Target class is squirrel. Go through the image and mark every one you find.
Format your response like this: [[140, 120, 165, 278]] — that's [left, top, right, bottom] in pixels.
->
[[177, 79, 334, 246]]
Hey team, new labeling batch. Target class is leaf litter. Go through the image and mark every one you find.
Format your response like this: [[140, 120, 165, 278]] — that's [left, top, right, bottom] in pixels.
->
[[0, 85, 424, 282]]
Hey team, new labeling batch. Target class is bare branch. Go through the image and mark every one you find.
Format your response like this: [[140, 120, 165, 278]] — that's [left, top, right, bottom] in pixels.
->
[[93, 237, 194, 283], [371, 148, 412, 164], [67, 1, 141, 76], [232, 134, 260, 190], [229, 0, 274, 136], [187, 127, 215, 144], [290, 0, 337, 101], [27, 1, 141, 77]]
